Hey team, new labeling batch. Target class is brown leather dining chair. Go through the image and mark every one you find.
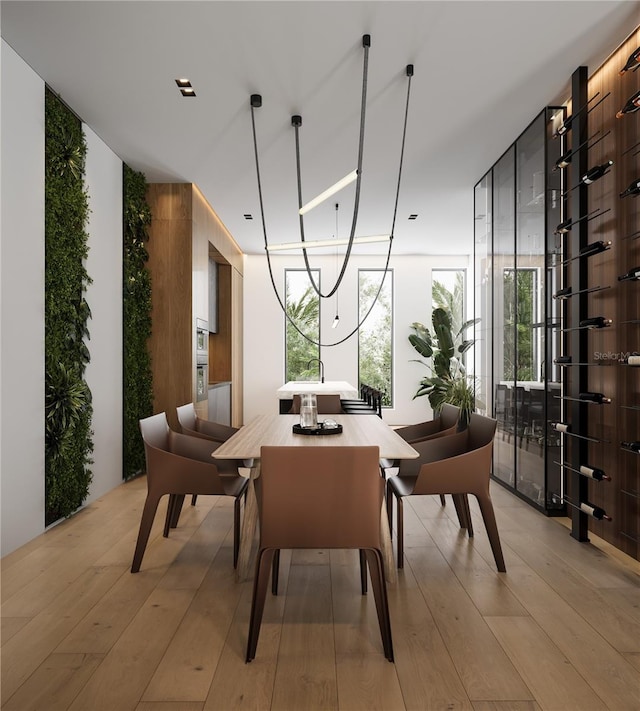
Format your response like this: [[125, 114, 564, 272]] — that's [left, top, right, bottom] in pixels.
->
[[246, 445, 393, 663], [131, 412, 248, 572], [380, 403, 461, 509], [176, 401, 238, 442], [288, 393, 345, 414], [392, 402, 461, 443], [176, 402, 241, 506], [386, 412, 505, 573]]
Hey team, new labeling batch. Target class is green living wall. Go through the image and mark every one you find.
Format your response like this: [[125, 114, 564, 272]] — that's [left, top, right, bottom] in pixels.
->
[[44, 89, 93, 525], [123, 165, 153, 479]]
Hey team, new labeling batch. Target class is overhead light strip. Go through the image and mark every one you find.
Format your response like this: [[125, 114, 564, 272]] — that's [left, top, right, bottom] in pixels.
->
[[298, 170, 358, 215], [266, 234, 390, 252]]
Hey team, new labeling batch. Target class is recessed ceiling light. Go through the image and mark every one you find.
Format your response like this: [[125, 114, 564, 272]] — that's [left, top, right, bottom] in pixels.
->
[[180, 88, 196, 97], [244, 214, 253, 220], [175, 78, 192, 88], [408, 214, 418, 220]]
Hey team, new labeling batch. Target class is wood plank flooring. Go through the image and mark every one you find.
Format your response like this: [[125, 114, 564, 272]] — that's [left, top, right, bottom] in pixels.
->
[[2, 475, 639, 710]]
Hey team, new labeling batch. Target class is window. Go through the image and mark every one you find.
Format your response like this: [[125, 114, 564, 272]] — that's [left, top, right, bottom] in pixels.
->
[[358, 270, 393, 406], [284, 270, 320, 381], [432, 269, 466, 335]]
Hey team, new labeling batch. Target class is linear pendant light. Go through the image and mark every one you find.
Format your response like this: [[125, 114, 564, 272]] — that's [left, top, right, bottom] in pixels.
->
[[298, 170, 358, 215], [249, 34, 414, 347], [266, 234, 390, 251]]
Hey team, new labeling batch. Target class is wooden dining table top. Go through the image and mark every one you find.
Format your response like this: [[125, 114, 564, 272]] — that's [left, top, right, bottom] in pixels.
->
[[212, 413, 419, 461]]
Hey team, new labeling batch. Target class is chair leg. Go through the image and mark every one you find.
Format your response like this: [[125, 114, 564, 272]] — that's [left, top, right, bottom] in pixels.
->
[[271, 549, 280, 595], [462, 494, 474, 538], [131, 492, 163, 573], [386, 480, 394, 539], [233, 495, 242, 568], [452, 494, 474, 537], [164, 495, 177, 537], [191, 495, 198, 506], [246, 548, 276, 662], [476, 494, 506, 572], [439, 494, 446, 506], [363, 549, 394, 662], [170, 494, 186, 529], [397, 497, 404, 569], [360, 549, 368, 594]]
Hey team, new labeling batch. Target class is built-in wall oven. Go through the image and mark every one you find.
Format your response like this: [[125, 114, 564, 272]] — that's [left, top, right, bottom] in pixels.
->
[[196, 319, 208, 402]]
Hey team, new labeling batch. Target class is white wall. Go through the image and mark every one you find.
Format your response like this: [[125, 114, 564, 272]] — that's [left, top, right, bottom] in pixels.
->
[[84, 127, 123, 501], [243, 253, 470, 426], [0, 43, 126, 556], [1, 41, 46, 555]]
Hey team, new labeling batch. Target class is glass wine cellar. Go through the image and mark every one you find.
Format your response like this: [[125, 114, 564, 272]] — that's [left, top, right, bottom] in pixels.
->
[[474, 107, 565, 514]]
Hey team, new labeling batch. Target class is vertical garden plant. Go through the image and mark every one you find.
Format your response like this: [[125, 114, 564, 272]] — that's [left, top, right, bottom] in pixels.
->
[[44, 89, 93, 525], [123, 164, 153, 479]]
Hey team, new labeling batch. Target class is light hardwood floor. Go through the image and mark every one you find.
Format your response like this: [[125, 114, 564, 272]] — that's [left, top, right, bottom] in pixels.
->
[[2, 474, 639, 710]]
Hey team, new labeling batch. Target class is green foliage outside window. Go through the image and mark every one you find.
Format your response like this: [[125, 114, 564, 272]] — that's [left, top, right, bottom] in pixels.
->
[[359, 271, 393, 406], [503, 269, 535, 381], [285, 273, 320, 381], [44, 89, 93, 525], [432, 271, 465, 337], [123, 164, 153, 479]]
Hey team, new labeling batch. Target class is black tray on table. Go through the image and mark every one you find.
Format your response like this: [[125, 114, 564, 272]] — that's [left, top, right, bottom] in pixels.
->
[[292, 422, 343, 436]]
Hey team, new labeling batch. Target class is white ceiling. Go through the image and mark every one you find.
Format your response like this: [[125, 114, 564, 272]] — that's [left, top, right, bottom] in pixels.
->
[[2, 1, 638, 255]]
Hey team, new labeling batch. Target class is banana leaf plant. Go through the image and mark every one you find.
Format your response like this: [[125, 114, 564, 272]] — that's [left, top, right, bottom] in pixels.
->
[[409, 307, 479, 428]]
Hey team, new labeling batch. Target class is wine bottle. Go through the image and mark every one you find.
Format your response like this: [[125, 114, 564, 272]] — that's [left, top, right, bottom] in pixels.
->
[[552, 92, 605, 137], [578, 240, 611, 257], [616, 90, 640, 118], [621, 441, 640, 453], [620, 179, 640, 198], [618, 266, 640, 282], [581, 161, 613, 185], [554, 148, 573, 170], [579, 317, 612, 329], [553, 287, 572, 299], [579, 502, 611, 521], [552, 131, 607, 171], [579, 465, 610, 481], [619, 46, 640, 75], [553, 208, 609, 234], [554, 218, 573, 234], [578, 391, 611, 404]]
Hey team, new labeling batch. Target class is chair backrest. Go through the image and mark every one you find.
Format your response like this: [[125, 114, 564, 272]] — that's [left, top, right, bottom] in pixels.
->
[[467, 412, 497, 451], [177, 402, 238, 442], [176, 403, 198, 432], [289, 393, 345, 415], [398, 429, 470, 477], [257, 446, 383, 550], [440, 403, 461, 429], [140, 412, 172, 452]]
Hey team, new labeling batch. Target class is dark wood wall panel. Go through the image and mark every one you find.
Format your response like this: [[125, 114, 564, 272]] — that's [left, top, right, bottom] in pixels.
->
[[579, 29, 639, 558]]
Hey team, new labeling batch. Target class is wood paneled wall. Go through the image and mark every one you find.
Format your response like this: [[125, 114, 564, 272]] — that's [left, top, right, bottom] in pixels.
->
[[146, 183, 244, 430], [146, 184, 193, 430]]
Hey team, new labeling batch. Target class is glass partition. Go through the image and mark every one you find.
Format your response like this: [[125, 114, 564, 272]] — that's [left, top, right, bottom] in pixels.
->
[[492, 146, 516, 487]]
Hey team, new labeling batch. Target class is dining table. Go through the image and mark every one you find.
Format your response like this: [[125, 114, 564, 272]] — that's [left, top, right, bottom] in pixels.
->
[[212, 413, 419, 583]]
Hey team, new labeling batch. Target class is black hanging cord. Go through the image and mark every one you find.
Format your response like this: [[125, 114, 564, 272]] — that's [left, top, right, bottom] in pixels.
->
[[294, 34, 370, 299], [249, 39, 414, 347]]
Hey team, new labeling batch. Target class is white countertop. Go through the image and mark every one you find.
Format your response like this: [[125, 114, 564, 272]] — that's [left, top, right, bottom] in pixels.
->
[[276, 380, 359, 399]]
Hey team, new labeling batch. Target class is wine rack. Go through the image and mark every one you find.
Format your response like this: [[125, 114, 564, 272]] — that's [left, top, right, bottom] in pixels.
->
[[551, 32, 639, 555], [474, 27, 639, 558]]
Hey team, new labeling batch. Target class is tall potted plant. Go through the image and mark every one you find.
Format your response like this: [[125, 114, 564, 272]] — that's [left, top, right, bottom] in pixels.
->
[[409, 307, 478, 428]]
